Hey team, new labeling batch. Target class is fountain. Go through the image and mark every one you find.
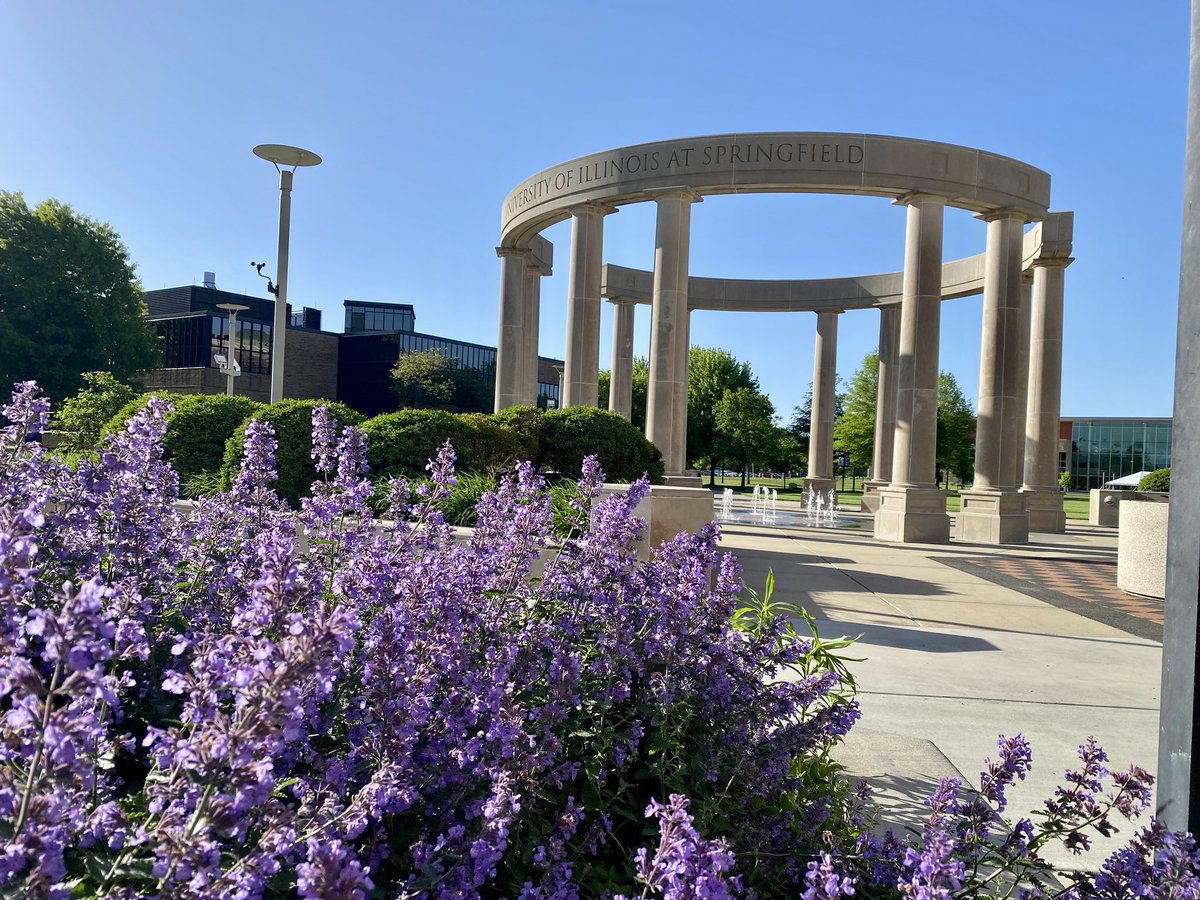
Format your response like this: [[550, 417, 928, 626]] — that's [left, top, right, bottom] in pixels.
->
[[714, 482, 859, 529]]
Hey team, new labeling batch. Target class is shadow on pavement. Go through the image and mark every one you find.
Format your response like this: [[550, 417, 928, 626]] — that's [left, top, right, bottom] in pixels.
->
[[811, 619, 1000, 654]]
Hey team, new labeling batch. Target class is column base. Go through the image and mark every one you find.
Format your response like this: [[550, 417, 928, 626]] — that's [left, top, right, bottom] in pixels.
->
[[1022, 488, 1066, 534], [804, 476, 836, 495], [860, 479, 889, 514], [664, 473, 704, 488], [957, 489, 1029, 544], [874, 486, 950, 544]]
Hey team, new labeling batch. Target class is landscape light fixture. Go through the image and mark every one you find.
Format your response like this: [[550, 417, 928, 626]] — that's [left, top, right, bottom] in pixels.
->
[[252, 143, 321, 404], [215, 303, 250, 396]]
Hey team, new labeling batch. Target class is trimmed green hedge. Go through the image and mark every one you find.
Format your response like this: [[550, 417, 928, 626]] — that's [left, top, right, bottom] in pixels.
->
[[488, 405, 547, 469], [543, 406, 663, 483], [165, 395, 262, 483], [363, 409, 476, 480], [220, 399, 364, 505], [1137, 468, 1171, 492], [100, 392, 261, 484], [100, 393, 182, 442]]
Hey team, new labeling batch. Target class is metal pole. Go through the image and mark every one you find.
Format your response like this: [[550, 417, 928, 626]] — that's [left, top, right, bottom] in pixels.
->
[[226, 310, 238, 396], [1159, 0, 1200, 834], [269, 168, 293, 404]]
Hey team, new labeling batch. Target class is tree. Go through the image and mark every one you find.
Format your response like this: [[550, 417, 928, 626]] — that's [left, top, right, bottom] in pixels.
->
[[833, 352, 878, 478], [50, 370, 139, 451], [789, 380, 846, 465], [936, 371, 976, 488], [597, 356, 649, 429], [0, 192, 159, 400], [714, 387, 776, 489], [390, 349, 493, 413], [761, 427, 805, 482], [686, 347, 758, 486]]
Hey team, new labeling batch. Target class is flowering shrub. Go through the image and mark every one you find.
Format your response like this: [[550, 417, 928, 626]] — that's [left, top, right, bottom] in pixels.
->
[[0, 380, 1195, 899], [0, 383, 860, 897]]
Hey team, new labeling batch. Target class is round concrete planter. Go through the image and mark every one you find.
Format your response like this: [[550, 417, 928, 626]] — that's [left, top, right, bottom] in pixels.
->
[[1117, 498, 1169, 599]]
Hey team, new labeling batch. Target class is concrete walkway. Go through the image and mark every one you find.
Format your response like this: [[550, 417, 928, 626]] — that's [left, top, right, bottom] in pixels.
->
[[717, 499, 1161, 873]]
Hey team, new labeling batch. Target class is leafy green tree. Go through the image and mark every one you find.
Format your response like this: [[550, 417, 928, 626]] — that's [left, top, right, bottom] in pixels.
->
[[761, 427, 805, 482], [936, 371, 976, 488], [51, 371, 138, 451], [597, 356, 650, 430], [788, 381, 846, 452], [714, 387, 776, 489], [833, 352, 878, 477], [391, 349, 493, 413], [687, 347, 758, 486], [1059, 470, 1073, 492], [0, 192, 159, 400]]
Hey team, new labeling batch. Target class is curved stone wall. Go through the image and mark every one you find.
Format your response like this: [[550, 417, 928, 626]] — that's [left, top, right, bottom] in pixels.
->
[[502, 132, 1050, 247]]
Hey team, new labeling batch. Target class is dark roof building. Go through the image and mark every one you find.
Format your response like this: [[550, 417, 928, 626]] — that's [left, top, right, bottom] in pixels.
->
[[141, 279, 562, 415]]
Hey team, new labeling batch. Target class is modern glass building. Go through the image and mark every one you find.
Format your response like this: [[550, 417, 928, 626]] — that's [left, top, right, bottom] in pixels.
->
[[1063, 418, 1173, 489], [143, 286, 562, 417], [338, 300, 562, 416]]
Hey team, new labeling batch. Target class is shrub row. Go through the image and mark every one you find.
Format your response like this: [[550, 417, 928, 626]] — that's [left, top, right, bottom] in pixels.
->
[[103, 395, 662, 505]]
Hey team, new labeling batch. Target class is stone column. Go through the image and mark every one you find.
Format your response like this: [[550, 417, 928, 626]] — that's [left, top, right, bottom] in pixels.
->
[[1022, 257, 1072, 532], [494, 246, 531, 412], [875, 194, 951, 544], [806, 310, 840, 492], [672, 306, 692, 473], [861, 304, 900, 513], [959, 210, 1031, 544], [609, 298, 636, 419], [562, 204, 614, 409], [646, 188, 701, 479], [522, 262, 543, 406]]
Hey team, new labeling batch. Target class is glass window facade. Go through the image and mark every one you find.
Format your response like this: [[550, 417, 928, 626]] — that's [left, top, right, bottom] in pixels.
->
[[154, 315, 209, 368], [344, 302, 414, 333], [210, 316, 272, 375], [1068, 419, 1173, 489]]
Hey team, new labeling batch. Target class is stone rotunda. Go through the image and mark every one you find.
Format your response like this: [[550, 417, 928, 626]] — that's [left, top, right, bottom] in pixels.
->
[[493, 133, 1073, 546]]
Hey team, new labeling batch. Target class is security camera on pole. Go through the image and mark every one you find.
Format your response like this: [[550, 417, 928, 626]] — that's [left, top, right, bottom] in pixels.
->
[[214, 303, 249, 396], [252, 144, 321, 405]]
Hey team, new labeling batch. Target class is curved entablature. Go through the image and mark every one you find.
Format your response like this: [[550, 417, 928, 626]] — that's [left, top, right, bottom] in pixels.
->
[[599, 212, 1072, 312], [501, 132, 1052, 248]]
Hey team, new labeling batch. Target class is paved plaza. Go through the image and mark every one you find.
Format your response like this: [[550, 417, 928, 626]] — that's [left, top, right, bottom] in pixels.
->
[[717, 497, 1162, 873]]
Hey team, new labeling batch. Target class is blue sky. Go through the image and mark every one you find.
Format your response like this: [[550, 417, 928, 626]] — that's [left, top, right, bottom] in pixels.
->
[[0, 1, 1189, 420]]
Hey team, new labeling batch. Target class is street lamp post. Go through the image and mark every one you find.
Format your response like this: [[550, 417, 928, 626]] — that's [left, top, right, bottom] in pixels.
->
[[252, 144, 321, 405], [215, 303, 249, 396]]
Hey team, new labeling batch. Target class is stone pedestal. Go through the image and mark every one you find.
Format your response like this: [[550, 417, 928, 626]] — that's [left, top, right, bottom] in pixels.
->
[[1117, 499, 1169, 599], [598, 481, 714, 560], [1023, 488, 1066, 534], [804, 476, 836, 495], [874, 487, 950, 543], [664, 473, 704, 488], [1089, 489, 1126, 527], [956, 489, 1029, 544], [860, 479, 889, 513]]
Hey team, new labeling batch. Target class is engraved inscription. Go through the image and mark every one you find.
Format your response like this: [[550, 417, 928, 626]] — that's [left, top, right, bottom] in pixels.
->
[[504, 139, 866, 220]]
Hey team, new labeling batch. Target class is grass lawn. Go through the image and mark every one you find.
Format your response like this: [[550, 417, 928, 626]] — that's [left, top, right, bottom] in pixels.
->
[[706, 476, 1091, 519]]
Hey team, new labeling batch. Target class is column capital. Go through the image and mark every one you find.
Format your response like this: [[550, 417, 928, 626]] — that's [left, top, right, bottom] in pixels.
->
[[608, 295, 637, 307], [1030, 255, 1075, 270], [646, 186, 704, 204], [496, 245, 533, 260], [892, 191, 947, 208], [974, 207, 1030, 224], [568, 202, 620, 217], [816, 307, 845, 317]]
